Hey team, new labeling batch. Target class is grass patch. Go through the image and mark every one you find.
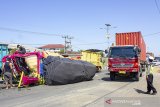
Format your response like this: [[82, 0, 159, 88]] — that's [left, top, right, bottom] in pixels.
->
[[153, 66, 160, 73]]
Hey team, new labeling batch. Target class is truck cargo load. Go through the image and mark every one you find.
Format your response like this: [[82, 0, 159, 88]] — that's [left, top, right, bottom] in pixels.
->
[[43, 56, 96, 85], [116, 32, 146, 63]]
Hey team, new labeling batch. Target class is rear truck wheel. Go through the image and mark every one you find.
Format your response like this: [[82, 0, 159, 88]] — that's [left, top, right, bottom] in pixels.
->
[[141, 65, 146, 72], [135, 72, 139, 81], [110, 72, 115, 81], [140, 72, 142, 77], [139, 67, 142, 77], [144, 65, 146, 72]]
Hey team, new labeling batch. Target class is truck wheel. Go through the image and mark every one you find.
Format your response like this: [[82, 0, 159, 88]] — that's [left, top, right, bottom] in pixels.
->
[[135, 72, 139, 81], [139, 68, 142, 77], [110, 72, 115, 81], [142, 65, 146, 72], [140, 73, 142, 77]]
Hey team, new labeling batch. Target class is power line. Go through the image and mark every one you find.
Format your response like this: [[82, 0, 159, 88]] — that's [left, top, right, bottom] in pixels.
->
[[143, 32, 160, 37], [72, 45, 82, 50], [9, 43, 47, 46], [0, 27, 64, 37], [72, 32, 160, 46], [154, 0, 160, 15], [9, 31, 160, 46], [2, 26, 159, 46], [9, 41, 111, 46], [74, 42, 108, 45], [74, 38, 88, 44]]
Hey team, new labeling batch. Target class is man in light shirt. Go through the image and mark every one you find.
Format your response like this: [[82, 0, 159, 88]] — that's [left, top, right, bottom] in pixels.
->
[[146, 56, 157, 95]]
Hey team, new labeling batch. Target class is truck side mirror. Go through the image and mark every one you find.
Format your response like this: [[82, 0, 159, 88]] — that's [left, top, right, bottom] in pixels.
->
[[134, 47, 141, 54], [105, 49, 108, 54], [138, 48, 141, 53]]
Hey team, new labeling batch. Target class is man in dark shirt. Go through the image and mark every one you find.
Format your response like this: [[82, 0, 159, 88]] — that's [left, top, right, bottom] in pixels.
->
[[17, 45, 26, 54], [2, 58, 13, 89]]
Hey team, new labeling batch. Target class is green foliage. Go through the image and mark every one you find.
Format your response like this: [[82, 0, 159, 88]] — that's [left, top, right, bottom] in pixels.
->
[[59, 49, 64, 54], [9, 48, 17, 54], [100, 51, 104, 57]]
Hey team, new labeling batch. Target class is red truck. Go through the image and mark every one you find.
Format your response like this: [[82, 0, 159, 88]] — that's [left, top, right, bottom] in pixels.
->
[[107, 32, 146, 81]]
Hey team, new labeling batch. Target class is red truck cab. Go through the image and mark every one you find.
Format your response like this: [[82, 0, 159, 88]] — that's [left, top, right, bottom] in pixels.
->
[[108, 46, 142, 81]]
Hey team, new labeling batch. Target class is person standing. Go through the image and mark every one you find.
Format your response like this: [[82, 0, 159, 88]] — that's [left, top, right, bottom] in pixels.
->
[[2, 58, 13, 89], [146, 56, 157, 95]]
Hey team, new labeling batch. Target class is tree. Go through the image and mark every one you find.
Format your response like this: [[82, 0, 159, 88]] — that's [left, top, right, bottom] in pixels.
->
[[59, 49, 64, 54], [100, 51, 104, 57]]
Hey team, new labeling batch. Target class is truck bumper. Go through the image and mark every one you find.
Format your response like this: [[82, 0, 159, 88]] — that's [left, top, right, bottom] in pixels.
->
[[108, 67, 139, 72]]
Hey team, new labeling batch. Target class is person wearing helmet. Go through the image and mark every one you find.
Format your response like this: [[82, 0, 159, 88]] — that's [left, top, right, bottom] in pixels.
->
[[146, 56, 157, 95]]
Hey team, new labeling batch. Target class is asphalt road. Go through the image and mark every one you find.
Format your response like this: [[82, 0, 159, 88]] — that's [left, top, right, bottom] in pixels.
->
[[0, 70, 160, 107]]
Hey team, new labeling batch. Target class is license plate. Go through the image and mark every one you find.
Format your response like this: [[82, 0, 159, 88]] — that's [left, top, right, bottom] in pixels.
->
[[119, 71, 126, 74]]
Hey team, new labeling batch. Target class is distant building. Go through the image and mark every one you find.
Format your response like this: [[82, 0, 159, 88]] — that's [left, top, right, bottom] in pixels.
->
[[38, 44, 65, 52], [8, 44, 41, 52]]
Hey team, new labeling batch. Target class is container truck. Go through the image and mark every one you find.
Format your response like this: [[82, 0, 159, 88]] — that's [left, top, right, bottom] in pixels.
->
[[107, 32, 146, 81]]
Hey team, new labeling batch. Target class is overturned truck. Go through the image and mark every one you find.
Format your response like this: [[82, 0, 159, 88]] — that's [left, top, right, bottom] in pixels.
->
[[2, 52, 96, 87], [2, 51, 42, 87]]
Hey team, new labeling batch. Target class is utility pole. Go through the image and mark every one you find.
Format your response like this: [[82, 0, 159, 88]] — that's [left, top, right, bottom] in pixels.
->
[[100, 24, 117, 50], [62, 35, 68, 54], [105, 24, 111, 49], [62, 35, 74, 53], [68, 36, 74, 51]]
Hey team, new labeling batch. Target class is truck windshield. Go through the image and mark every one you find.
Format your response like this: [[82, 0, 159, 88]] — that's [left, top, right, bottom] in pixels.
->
[[109, 47, 137, 58]]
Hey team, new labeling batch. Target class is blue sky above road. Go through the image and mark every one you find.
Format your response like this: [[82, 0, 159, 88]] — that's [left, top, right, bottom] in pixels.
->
[[0, 0, 160, 55]]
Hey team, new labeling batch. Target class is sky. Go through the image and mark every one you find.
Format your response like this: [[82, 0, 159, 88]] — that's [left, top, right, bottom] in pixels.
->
[[0, 0, 160, 55]]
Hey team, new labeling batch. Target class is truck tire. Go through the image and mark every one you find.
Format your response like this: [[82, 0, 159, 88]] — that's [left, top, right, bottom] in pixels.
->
[[135, 72, 139, 81], [110, 72, 115, 81], [141, 65, 146, 72], [139, 67, 142, 77], [140, 72, 142, 77]]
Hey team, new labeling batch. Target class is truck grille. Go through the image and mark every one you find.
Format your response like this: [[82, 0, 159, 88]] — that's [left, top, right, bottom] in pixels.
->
[[112, 63, 134, 68]]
